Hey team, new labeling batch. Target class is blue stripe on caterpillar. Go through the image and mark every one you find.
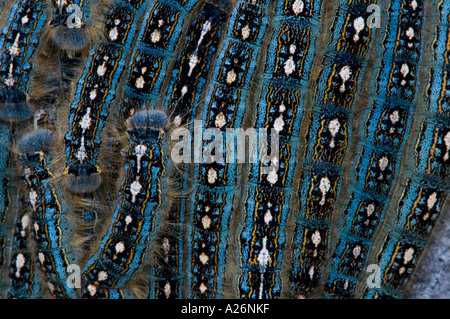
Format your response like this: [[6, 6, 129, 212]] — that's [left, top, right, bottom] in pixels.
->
[[0, 122, 11, 289]]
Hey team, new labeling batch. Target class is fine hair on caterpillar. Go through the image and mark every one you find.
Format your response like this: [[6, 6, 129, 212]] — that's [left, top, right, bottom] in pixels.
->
[[26, 0, 121, 194]]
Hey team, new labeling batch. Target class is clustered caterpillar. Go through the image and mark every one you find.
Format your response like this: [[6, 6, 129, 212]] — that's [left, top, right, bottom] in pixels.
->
[[116, 0, 199, 123], [30, 0, 113, 126], [0, 0, 49, 298], [361, 0, 448, 299]]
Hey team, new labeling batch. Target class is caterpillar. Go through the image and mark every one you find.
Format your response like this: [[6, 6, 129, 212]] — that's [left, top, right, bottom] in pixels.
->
[[7, 211, 39, 298], [162, 0, 231, 124], [0, 0, 47, 122], [323, 0, 427, 298], [30, 0, 113, 128], [0, 0, 49, 298], [237, 0, 323, 299], [186, 0, 271, 299], [291, 0, 381, 299], [81, 110, 169, 298], [147, 0, 231, 299], [15, 129, 130, 299], [361, 0, 449, 299], [16, 129, 79, 298]]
